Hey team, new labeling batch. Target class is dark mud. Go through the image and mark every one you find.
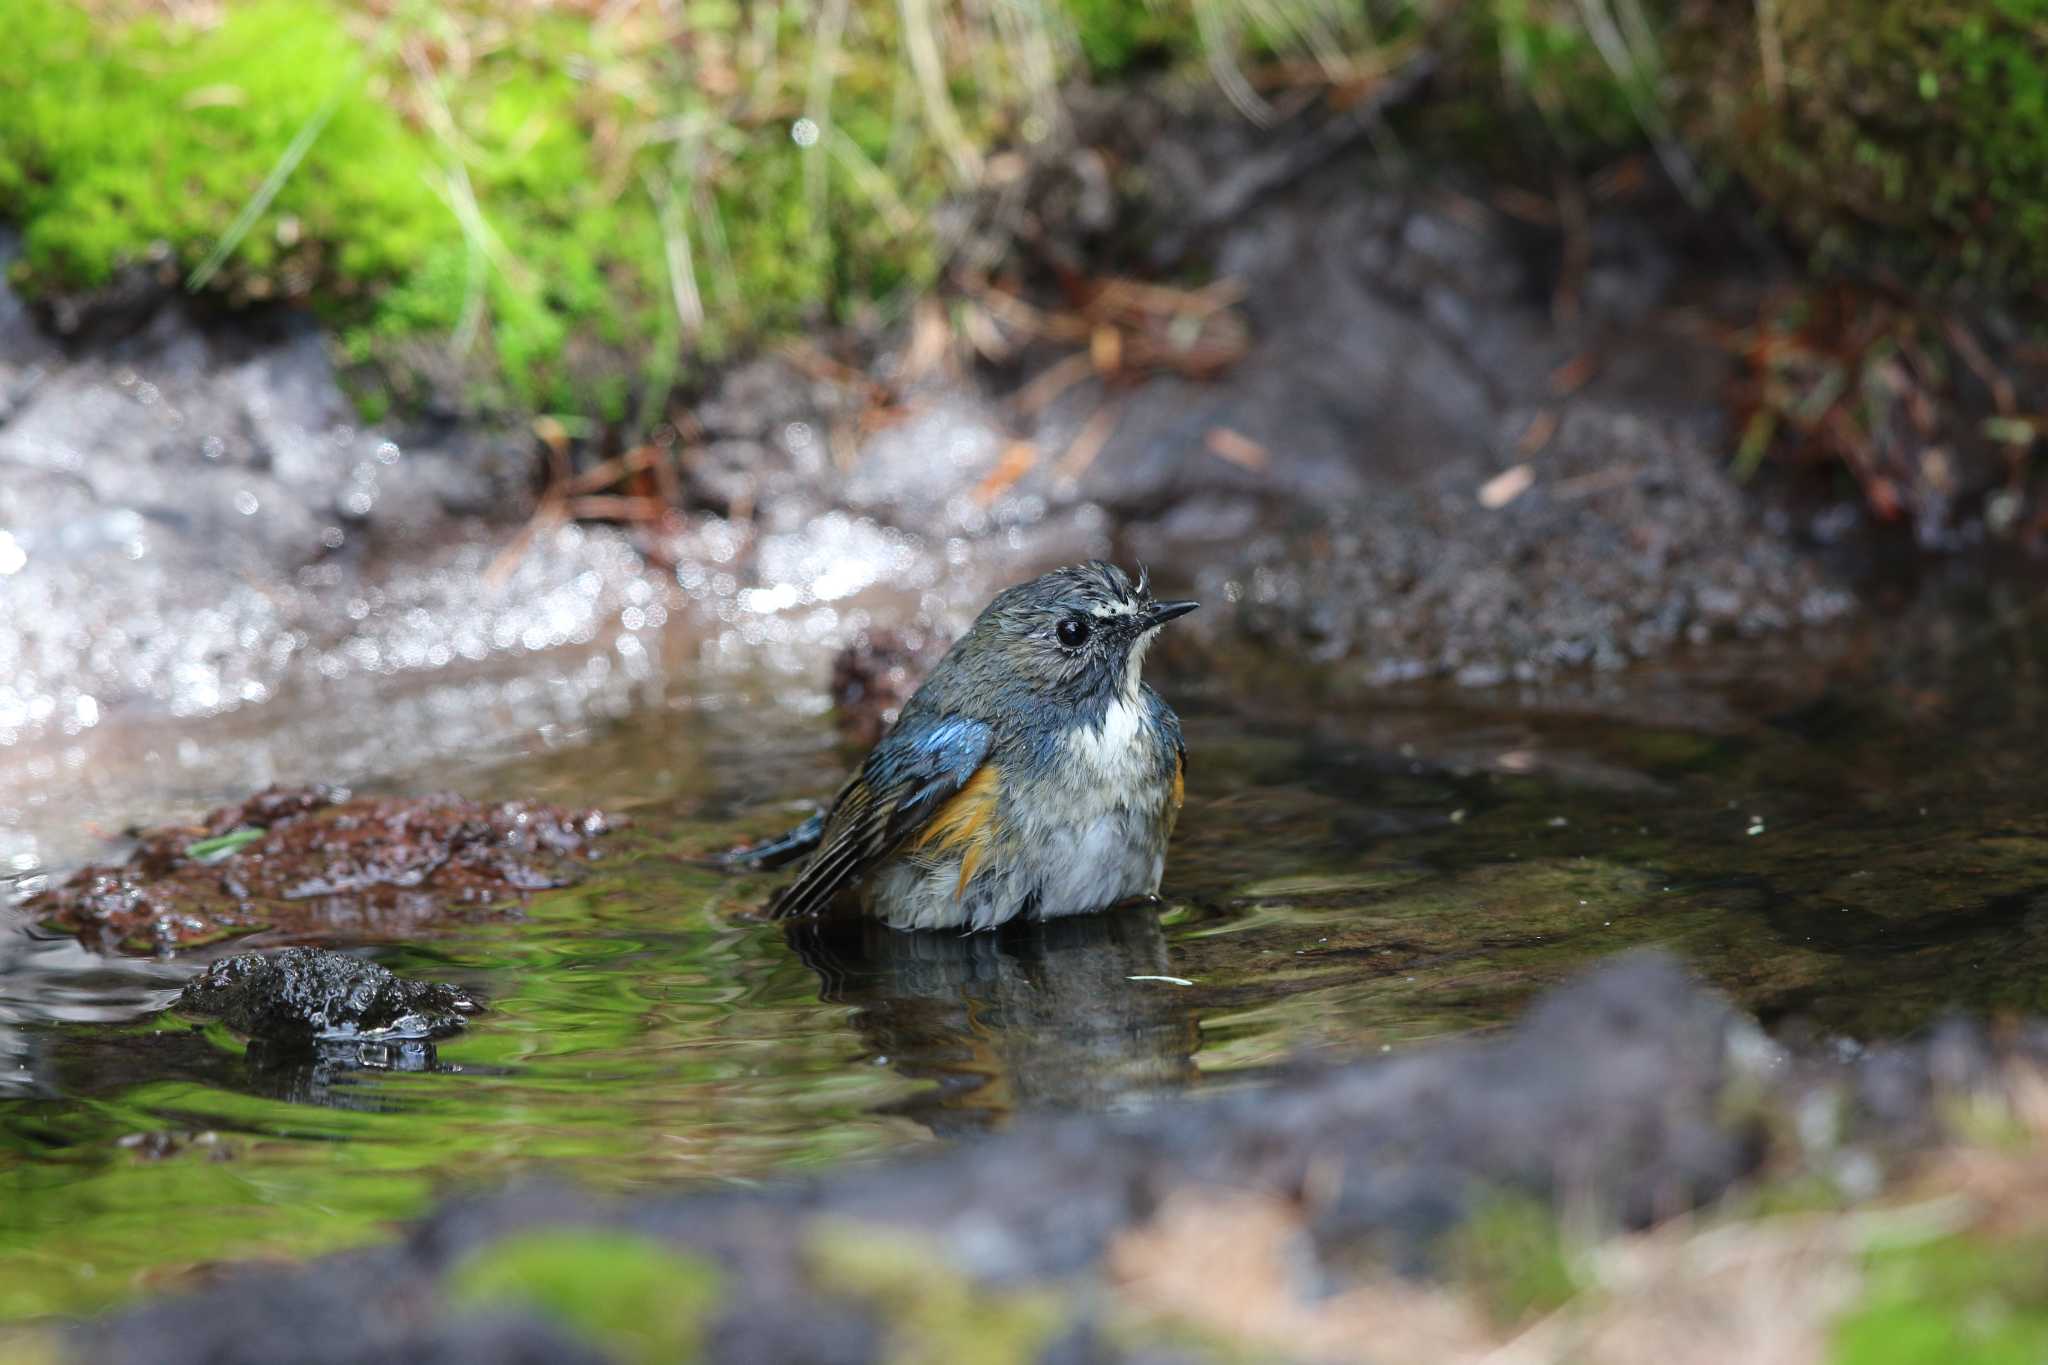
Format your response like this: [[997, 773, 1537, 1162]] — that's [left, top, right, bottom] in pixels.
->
[[1217, 402, 1853, 682], [175, 947, 480, 1046], [64, 953, 2047, 1365], [28, 785, 617, 954]]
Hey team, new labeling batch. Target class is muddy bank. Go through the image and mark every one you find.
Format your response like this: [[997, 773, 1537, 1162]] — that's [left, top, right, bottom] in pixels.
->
[[57, 952, 2044, 1365]]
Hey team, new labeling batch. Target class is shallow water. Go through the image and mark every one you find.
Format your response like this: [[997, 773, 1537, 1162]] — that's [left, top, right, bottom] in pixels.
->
[[5, 573, 2048, 1318]]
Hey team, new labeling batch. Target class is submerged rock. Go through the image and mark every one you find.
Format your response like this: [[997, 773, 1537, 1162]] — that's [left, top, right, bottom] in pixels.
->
[[175, 947, 480, 1046], [28, 785, 619, 954]]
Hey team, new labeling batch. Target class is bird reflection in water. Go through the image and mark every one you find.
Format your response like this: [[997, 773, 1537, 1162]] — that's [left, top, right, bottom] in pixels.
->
[[785, 907, 1202, 1134]]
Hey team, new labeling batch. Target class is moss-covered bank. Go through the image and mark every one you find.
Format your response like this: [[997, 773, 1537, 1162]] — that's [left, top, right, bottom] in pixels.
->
[[0, 0, 979, 418], [5, 0, 2046, 434]]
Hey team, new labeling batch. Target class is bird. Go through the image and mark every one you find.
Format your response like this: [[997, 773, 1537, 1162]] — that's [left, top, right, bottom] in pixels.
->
[[747, 561, 1197, 932]]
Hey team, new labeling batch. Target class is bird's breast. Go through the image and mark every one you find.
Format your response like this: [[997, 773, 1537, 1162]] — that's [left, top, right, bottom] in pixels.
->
[[1055, 695, 1170, 812]]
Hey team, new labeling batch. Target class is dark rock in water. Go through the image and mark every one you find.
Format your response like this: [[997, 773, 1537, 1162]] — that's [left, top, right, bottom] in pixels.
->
[[28, 785, 619, 954], [73, 951, 2048, 1365], [175, 947, 479, 1046]]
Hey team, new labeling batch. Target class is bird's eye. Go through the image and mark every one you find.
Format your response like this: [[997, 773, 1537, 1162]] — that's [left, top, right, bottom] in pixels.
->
[[1056, 616, 1090, 648]]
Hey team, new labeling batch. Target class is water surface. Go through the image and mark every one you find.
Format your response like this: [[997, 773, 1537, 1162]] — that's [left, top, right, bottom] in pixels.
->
[[5, 577, 2048, 1317]]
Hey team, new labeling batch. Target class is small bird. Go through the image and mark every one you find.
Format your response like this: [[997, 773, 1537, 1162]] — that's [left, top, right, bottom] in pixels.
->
[[758, 561, 1197, 932]]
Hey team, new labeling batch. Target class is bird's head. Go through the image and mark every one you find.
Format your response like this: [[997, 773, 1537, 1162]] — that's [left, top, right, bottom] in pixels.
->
[[967, 561, 1197, 707]]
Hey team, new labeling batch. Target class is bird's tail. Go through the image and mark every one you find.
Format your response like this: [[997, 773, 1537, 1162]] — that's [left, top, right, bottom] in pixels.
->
[[705, 811, 827, 871]]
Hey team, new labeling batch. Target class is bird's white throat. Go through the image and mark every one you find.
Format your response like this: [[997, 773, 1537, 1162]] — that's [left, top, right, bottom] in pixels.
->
[[1063, 626, 1160, 793]]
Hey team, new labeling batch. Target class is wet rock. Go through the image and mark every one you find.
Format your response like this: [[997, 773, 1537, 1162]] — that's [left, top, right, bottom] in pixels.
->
[[0, 292, 528, 574], [175, 947, 480, 1046], [0, 230, 61, 422], [75, 1268, 611, 1365], [28, 785, 619, 954], [0, 260, 667, 819], [76, 951, 2048, 1365], [945, 102, 1853, 681]]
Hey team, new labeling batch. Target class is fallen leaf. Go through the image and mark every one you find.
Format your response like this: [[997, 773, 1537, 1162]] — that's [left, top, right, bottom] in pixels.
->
[[1205, 427, 1270, 472], [1516, 411, 1560, 456], [974, 441, 1039, 505], [1478, 463, 1537, 509]]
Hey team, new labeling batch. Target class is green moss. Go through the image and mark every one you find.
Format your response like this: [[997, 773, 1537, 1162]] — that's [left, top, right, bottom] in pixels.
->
[[0, 0, 1680, 429], [0, 0, 967, 421], [15, 0, 2038, 433], [1834, 1235, 2048, 1364], [1679, 0, 2048, 292], [1483, 0, 1650, 154], [805, 1220, 1066, 1365], [1067, 0, 1191, 73], [447, 1228, 723, 1365], [1440, 1193, 1581, 1326], [0, 0, 446, 294]]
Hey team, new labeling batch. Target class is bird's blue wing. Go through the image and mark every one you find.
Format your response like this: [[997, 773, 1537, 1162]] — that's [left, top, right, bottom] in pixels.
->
[[771, 715, 994, 920]]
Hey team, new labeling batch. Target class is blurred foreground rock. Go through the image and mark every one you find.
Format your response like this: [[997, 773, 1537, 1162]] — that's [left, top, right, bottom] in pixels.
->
[[65, 952, 2048, 1365]]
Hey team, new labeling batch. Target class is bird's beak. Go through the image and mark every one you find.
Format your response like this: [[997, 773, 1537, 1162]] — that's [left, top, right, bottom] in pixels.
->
[[1145, 599, 1200, 627]]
